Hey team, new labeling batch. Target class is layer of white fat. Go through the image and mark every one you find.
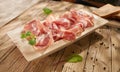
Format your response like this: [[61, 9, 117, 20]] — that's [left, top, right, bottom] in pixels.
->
[[85, 17, 93, 25], [62, 18, 69, 23], [80, 19, 88, 27], [78, 22, 84, 28], [59, 18, 70, 31], [31, 23, 37, 31], [77, 11, 93, 27], [53, 23, 59, 30], [60, 26, 66, 31], [36, 29, 40, 34], [63, 18, 70, 25], [36, 34, 46, 43]]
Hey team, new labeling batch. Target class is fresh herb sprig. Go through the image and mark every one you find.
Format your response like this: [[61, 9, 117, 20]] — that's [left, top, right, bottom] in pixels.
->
[[29, 38, 36, 45], [21, 31, 31, 38], [21, 31, 36, 45], [53, 54, 83, 65], [43, 7, 52, 15], [21, 33, 27, 38], [67, 54, 83, 63]]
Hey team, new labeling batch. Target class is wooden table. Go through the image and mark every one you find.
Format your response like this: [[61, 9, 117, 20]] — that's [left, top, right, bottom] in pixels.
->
[[0, 1, 120, 72]]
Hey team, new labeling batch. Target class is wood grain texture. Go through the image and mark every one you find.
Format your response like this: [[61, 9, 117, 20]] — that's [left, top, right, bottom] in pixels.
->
[[111, 28, 120, 72], [89, 7, 120, 28], [92, 4, 120, 18], [108, 20, 120, 28], [85, 27, 112, 72], [0, 0, 45, 28], [0, 1, 120, 72]]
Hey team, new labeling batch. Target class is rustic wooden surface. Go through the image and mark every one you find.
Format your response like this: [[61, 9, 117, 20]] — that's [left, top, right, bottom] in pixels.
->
[[0, 1, 120, 72], [0, 0, 46, 28]]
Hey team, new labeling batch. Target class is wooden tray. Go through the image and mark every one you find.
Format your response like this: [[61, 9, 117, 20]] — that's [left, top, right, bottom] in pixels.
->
[[7, 10, 108, 61]]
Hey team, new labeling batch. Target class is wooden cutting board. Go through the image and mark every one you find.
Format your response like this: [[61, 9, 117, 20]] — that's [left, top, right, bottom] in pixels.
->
[[7, 3, 108, 61], [7, 17, 108, 61]]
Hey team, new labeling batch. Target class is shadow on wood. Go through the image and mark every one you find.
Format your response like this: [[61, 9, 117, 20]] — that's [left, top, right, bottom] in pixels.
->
[[24, 31, 103, 72]]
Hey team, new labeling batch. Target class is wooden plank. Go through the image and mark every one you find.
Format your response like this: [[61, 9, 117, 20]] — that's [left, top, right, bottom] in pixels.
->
[[107, 20, 120, 28], [89, 7, 120, 28], [84, 26, 112, 72], [0, 47, 28, 72], [0, 0, 45, 28], [111, 28, 120, 72], [61, 35, 91, 72], [93, 4, 120, 18], [23, 52, 58, 72], [93, 27, 112, 72]]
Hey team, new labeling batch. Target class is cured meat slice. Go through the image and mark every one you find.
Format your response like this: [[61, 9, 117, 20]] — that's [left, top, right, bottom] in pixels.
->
[[61, 12, 76, 25], [76, 10, 94, 28], [52, 29, 63, 41], [60, 10, 94, 29], [44, 15, 56, 28], [50, 23, 63, 41], [35, 23, 54, 50], [78, 19, 89, 28], [35, 34, 53, 50], [53, 18, 71, 30], [23, 20, 40, 36], [70, 9, 80, 21], [69, 23, 84, 35], [42, 15, 63, 41], [62, 31, 75, 40]]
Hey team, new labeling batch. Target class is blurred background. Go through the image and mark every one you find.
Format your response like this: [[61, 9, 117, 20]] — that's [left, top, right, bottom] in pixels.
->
[[55, 0, 120, 7]]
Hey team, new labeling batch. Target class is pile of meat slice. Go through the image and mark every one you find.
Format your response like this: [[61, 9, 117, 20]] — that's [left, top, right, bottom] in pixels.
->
[[22, 9, 94, 50]]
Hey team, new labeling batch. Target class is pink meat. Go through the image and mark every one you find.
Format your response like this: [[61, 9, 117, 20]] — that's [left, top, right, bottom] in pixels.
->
[[23, 20, 40, 36], [23, 20, 54, 50], [53, 18, 71, 30], [62, 31, 76, 40], [35, 23, 54, 50], [23, 9, 94, 50], [35, 34, 54, 50], [69, 23, 84, 35]]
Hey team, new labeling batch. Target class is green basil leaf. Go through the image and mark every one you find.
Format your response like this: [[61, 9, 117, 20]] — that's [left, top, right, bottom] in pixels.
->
[[26, 31, 31, 36], [67, 54, 83, 63], [43, 7, 52, 15], [21, 33, 26, 38], [29, 38, 36, 45]]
